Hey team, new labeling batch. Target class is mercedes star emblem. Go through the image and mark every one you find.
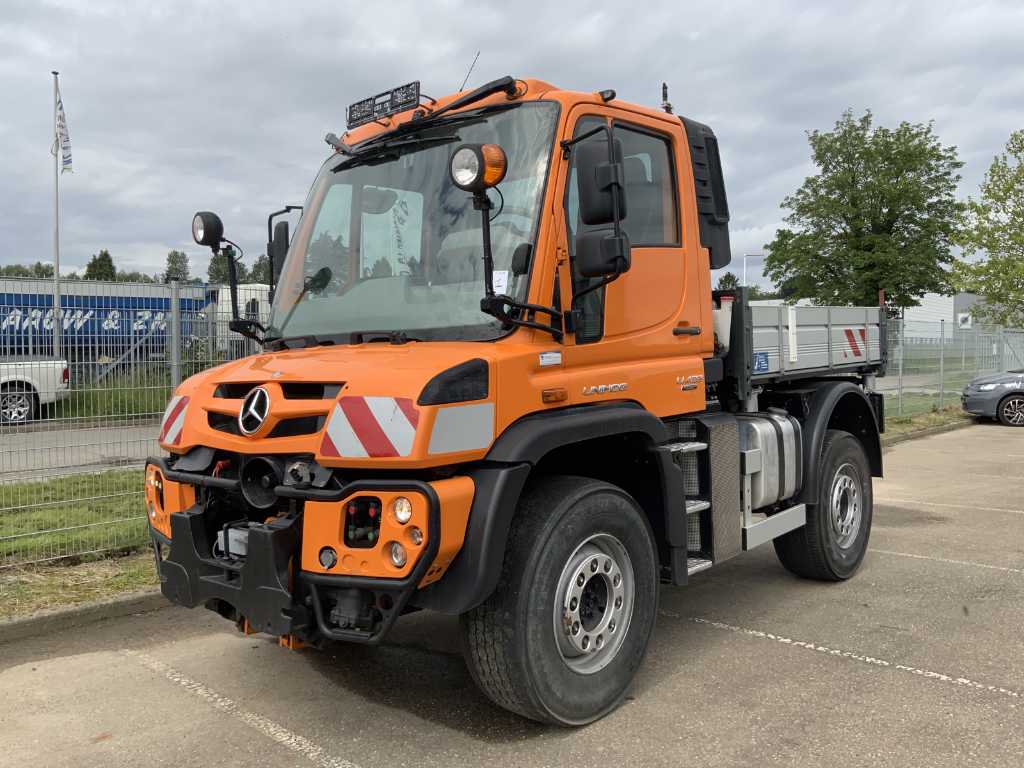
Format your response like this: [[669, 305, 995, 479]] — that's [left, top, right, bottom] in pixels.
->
[[239, 386, 271, 436]]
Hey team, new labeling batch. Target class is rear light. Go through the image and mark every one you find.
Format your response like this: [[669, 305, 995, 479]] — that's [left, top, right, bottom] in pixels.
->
[[62, 367, 69, 384]]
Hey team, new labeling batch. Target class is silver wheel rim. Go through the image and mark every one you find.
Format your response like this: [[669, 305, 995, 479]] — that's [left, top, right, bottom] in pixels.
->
[[829, 462, 862, 549], [1, 393, 31, 424], [1002, 396, 1024, 425], [553, 533, 634, 675]]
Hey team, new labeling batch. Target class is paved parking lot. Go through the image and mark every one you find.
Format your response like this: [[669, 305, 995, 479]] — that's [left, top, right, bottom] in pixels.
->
[[2, 422, 1022, 767]]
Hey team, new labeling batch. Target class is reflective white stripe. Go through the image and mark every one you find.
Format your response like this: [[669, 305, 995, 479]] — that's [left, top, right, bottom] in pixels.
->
[[428, 402, 494, 454], [364, 396, 416, 456], [325, 403, 369, 457], [160, 395, 182, 431], [163, 405, 188, 445]]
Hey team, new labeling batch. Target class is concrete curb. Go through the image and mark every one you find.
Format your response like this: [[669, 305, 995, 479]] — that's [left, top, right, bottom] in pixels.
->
[[0, 588, 166, 645], [881, 418, 974, 449]]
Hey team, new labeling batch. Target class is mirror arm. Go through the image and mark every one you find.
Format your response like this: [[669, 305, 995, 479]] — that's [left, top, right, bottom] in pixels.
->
[[223, 243, 241, 322], [560, 125, 606, 159]]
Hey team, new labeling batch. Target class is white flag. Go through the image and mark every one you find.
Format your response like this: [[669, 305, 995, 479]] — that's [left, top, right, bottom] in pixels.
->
[[56, 87, 72, 173]]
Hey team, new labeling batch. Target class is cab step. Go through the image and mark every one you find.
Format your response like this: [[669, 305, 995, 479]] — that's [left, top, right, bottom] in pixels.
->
[[662, 440, 708, 454], [686, 556, 713, 575], [685, 498, 710, 515]]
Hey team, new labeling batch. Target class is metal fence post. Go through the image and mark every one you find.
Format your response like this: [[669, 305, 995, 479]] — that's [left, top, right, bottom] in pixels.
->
[[170, 280, 182, 388], [897, 317, 905, 416], [938, 319, 945, 410]]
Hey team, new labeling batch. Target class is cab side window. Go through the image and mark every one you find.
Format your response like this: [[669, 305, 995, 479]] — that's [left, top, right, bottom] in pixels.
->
[[614, 125, 679, 246]]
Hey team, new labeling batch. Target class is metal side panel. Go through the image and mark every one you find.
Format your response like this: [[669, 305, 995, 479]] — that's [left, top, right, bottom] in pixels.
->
[[695, 413, 741, 563], [751, 304, 882, 377], [743, 503, 806, 550]]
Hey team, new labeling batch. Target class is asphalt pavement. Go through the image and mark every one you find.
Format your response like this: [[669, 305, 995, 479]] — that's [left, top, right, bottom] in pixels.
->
[[2, 422, 1022, 767]]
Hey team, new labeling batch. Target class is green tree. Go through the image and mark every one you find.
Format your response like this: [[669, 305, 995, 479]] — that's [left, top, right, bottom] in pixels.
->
[[84, 249, 117, 281], [207, 251, 250, 284], [955, 129, 1024, 327], [716, 271, 740, 291], [764, 110, 963, 313], [249, 253, 271, 284], [164, 250, 190, 283], [116, 270, 155, 283], [0, 262, 54, 278]]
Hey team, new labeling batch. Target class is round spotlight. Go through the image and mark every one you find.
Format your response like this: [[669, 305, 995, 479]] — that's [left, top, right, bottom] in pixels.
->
[[318, 546, 338, 570], [409, 526, 424, 546], [147, 502, 157, 520], [192, 211, 224, 248], [450, 147, 480, 189], [389, 541, 407, 568], [449, 143, 507, 192], [392, 496, 412, 524]]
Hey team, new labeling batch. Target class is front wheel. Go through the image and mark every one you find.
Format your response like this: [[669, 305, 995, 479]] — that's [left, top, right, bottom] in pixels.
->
[[997, 393, 1024, 427], [460, 476, 659, 725], [774, 429, 873, 581]]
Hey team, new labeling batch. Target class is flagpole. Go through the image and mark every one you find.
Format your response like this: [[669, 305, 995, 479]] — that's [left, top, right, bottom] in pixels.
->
[[52, 70, 62, 360]]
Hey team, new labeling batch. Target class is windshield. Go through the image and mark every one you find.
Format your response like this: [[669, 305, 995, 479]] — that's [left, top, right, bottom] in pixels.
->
[[267, 101, 559, 343]]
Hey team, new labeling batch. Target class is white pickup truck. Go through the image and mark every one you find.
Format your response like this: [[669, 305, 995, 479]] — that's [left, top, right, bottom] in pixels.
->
[[0, 358, 69, 425]]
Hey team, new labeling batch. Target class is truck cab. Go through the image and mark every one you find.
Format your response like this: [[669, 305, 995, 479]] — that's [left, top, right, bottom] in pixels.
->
[[147, 76, 885, 725]]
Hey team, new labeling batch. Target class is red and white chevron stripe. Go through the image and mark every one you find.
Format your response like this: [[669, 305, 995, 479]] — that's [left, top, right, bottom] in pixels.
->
[[843, 328, 868, 358], [159, 395, 190, 446], [321, 396, 420, 458]]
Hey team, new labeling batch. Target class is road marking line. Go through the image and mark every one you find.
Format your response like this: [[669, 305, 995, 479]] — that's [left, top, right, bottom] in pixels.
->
[[875, 497, 1024, 516], [871, 548, 1024, 575], [122, 649, 360, 768], [664, 615, 1022, 702]]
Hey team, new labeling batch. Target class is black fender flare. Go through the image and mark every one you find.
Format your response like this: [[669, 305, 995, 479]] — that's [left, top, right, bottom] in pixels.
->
[[798, 381, 883, 506], [412, 402, 678, 615]]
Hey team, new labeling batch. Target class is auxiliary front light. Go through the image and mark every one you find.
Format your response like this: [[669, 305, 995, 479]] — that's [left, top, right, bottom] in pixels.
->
[[393, 496, 413, 524], [318, 546, 338, 570], [389, 541, 407, 568]]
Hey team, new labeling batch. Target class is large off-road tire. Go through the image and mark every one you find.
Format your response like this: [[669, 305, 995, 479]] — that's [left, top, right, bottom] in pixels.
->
[[774, 429, 872, 581], [996, 393, 1024, 427], [0, 385, 37, 426], [460, 476, 659, 726]]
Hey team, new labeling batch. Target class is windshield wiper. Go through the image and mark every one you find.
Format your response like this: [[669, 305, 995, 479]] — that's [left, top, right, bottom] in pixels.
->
[[332, 134, 461, 172], [349, 330, 421, 345]]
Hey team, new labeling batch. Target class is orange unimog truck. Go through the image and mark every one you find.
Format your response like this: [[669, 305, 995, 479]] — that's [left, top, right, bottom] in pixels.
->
[[146, 76, 886, 725]]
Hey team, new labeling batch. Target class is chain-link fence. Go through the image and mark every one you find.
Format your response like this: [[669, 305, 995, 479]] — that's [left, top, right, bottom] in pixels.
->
[[880, 318, 1024, 417], [2, 279, 1021, 568], [1, 277, 268, 568]]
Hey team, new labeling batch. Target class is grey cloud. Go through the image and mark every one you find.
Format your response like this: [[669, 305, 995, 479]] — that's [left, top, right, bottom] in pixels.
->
[[2, 0, 1022, 286]]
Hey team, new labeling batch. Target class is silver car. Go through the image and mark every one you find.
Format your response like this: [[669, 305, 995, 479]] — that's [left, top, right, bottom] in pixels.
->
[[962, 370, 1024, 426]]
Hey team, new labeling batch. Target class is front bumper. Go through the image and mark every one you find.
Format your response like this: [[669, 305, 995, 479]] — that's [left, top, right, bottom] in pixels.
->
[[961, 392, 997, 417], [147, 457, 443, 645]]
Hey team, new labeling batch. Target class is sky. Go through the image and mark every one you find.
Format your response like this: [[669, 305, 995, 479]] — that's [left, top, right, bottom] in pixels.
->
[[2, 0, 1023, 286]]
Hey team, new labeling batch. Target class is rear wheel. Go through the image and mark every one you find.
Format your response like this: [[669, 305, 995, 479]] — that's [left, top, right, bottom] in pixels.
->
[[460, 476, 658, 725], [997, 393, 1024, 427], [774, 429, 872, 580], [0, 385, 36, 426]]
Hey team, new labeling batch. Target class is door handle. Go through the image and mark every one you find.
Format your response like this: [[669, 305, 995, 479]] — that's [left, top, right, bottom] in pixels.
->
[[673, 325, 701, 336]]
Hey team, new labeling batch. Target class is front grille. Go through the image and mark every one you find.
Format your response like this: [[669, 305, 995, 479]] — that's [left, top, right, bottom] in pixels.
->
[[268, 415, 325, 438], [213, 382, 343, 400], [214, 382, 260, 399], [207, 411, 325, 438]]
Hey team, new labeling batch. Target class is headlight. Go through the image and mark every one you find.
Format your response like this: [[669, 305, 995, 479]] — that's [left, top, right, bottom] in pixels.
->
[[449, 143, 508, 192], [389, 541, 407, 568], [192, 211, 223, 247], [978, 383, 1001, 391], [392, 496, 412, 524]]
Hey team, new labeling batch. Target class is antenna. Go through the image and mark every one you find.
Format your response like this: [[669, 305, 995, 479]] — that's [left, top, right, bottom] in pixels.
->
[[460, 51, 481, 92], [661, 82, 673, 114]]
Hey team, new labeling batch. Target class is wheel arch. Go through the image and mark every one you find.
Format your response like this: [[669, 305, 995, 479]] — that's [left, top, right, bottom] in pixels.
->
[[796, 381, 882, 506], [413, 402, 678, 615]]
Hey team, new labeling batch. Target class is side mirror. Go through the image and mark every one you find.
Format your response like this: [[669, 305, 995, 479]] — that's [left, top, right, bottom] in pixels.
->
[[270, 220, 289, 285], [576, 229, 631, 278], [575, 137, 627, 226]]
